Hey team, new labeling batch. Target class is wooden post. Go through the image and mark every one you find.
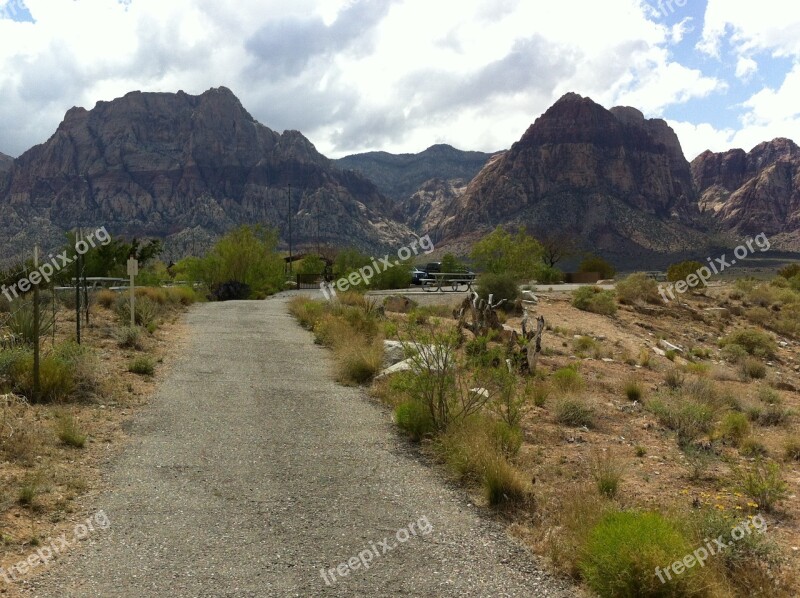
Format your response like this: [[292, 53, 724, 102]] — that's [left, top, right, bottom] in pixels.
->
[[33, 245, 40, 401], [75, 229, 81, 344], [127, 257, 138, 328]]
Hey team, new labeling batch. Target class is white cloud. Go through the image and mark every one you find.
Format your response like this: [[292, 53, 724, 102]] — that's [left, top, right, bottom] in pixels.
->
[[0, 0, 794, 164], [735, 56, 758, 81]]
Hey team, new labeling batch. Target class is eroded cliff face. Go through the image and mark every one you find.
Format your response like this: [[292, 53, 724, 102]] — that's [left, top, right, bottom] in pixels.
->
[[0, 152, 12, 173], [433, 93, 707, 258], [692, 138, 800, 249], [0, 87, 409, 260]]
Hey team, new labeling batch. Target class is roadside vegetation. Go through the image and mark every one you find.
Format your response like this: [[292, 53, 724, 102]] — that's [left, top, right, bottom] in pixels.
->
[[289, 228, 800, 597], [0, 232, 200, 572]]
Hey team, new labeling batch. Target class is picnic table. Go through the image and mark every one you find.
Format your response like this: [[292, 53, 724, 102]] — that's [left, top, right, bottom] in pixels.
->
[[420, 272, 476, 292]]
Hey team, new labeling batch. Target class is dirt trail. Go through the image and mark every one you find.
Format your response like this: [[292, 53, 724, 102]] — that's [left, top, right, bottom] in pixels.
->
[[21, 296, 575, 597]]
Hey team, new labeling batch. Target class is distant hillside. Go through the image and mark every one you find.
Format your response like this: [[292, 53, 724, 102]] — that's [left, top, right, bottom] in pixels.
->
[[692, 138, 800, 251], [432, 93, 713, 263], [335, 144, 494, 201], [0, 87, 411, 262]]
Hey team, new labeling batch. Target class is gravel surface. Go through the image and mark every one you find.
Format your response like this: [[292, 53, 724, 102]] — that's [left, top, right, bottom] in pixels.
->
[[23, 295, 578, 597]]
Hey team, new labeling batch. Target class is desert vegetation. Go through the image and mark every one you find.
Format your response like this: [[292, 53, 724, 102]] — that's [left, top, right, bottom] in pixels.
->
[[290, 253, 800, 597]]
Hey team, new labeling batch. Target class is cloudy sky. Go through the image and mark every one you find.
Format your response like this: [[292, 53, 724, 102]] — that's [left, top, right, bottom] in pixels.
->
[[0, 0, 799, 162]]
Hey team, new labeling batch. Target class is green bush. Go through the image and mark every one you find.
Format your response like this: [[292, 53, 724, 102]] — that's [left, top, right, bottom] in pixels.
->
[[395, 400, 435, 442], [667, 260, 707, 290], [580, 511, 696, 597], [55, 412, 87, 448], [738, 357, 767, 380], [732, 459, 788, 512], [615, 272, 661, 305], [623, 378, 643, 402], [555, 399, 594, 428], [483, 455, 532, 508], [572, 287, 617, 315], [720, 329, 777, 359], [476, 273, 520, 309], [777, 263, 800, 279], [648, 398, 713, 448], [5, 300, 54, 345], [115, 326, 144, 350], [128, 356, 155, 376], [717, 412, 750, 447], [491, 420, 523, 458], [552, 365, 584, 392], [784, 438, 800, 461], [115, 294, 161, 328], [579, 255, 616, 279], [532, 263, 564, 284]]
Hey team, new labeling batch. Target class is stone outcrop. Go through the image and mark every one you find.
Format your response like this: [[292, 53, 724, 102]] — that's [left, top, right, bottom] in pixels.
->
[[0, 87, 410, 261]]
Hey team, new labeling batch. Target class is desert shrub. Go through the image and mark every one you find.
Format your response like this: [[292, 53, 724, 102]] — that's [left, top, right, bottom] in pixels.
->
[[784, 438, 800, 461], [115, 294, 161, 328], [740, 437, 768, 457], [667, 260, 707, 290], [664, 367, 685, 390], [717, 412, 750, 447], [128, 356, 155, 376], [721, 344, 749, 363], [476, 273, 520, 310], [777, 263, 800, 279], [757, 386, 781, 405], [115, 326, 144, 350], [648, 397, 714, 448], [529, 381, 550, 407], [96, 289, 117, 308], [579, 511, 697, 598], [395, 400, 435, 442], [164, 286, 198, 306], [738, 357, 767, 380], [0, 347, 31, 387], [55, 411, 87, 448], [555, 399, 594, 428], [334, 337, 384, 385], [551, 365, 584, 393], [590, 452, 623, 499], [615, 272, 661, 305], [288, 298, 325, 329], [492, 420, 523, 458], [4, 300, 54, 345], [623, 378, 643, 402], [755, 404, 792, 427], [572, 286, 617, 315], [732, 459, 788, 512], [532, 263, 564, 284], [483, 455, 532, 507], [578, 255, 615, 279], [720, 329, 776, 359], [573, 335, 599, 357]]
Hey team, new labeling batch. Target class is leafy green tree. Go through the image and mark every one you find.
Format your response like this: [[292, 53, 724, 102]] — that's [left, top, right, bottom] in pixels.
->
[[298, 254, 326, 276], [470, 227, 544, 280], [441, 253, 465, 273], [184, 225, 284, 298], [667, 260, 706, 290], [579, 255, 616, 279]]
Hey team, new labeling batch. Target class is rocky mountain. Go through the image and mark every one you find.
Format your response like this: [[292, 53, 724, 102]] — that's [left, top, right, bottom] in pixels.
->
[[0, 151, 12, 173], [0, 87, 410, 262], [335, 144, 493, 201], [692, 138, 800, 250], [431, 93, 713, 262], [399, 178, 469, 234]]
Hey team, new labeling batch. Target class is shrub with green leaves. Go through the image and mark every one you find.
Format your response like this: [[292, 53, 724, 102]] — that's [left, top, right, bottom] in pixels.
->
[[732, 459, 788, 512], [580, 511, 697, 598], [777, 263, 800, 279], [720, 329, 777, 359], [717, 412, 750, 447], [128, 356, 155, 376], [572, 286, 617, 315], [579, 255, 616, 279], [395, 400, 435, 442], [667, 260, 707, 290], [551, 365, 584, 393], [615, 272, 661, 305], [555, 399, 594, 428], [648, 397, 714, 448], [476, 273, 520, 310]]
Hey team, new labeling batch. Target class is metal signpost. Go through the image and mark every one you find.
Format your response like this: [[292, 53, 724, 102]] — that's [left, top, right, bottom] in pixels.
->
[[127, 257, 138, 328]]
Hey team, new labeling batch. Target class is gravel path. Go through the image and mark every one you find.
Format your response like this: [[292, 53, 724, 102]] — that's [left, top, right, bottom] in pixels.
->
[[23, 296, 577, 597]]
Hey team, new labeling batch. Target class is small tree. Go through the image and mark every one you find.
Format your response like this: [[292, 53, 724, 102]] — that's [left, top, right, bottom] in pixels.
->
[[667, 260, 706, 290], [441, 253, 465, 273], [470, 226, 544, 280], [298, 254, 325, 276], [540, 234, 577, 268], [579, 255, 616, 279]]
